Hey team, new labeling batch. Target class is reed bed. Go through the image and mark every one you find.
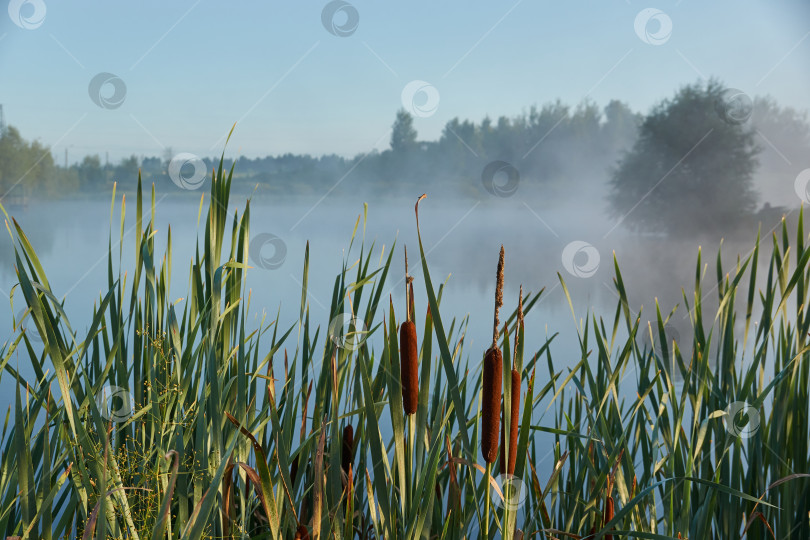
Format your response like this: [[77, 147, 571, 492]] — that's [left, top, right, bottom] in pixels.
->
[[0, 150, 809, 539]]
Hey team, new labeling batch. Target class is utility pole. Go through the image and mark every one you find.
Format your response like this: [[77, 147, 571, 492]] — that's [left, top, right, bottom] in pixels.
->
[[0, 104, 6, 137], [64, 148, 68, 169]]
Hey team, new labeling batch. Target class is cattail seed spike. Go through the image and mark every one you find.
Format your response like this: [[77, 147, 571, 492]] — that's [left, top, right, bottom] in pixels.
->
[[482, 246, 505, 463], [514, 285, 523, 366], [341, 424, 354, 476], [400, 241, 419, 415]]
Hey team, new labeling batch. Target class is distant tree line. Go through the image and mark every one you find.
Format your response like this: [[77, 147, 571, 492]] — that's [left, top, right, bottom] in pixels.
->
[[0, 98, 643, 200], [1, 78, 808, 236]]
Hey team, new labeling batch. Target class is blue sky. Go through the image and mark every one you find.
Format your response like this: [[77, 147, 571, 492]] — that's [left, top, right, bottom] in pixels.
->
[[1, 0, 809, 163]]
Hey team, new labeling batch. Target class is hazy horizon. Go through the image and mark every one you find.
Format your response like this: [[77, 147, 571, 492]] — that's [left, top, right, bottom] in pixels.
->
[[2, 1, 810, 163]]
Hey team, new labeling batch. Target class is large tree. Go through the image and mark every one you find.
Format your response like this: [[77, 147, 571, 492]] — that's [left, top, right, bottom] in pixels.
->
[[0, 126, 56, 198], [607, 80, 759, 235], [390, 109, 417, 153]]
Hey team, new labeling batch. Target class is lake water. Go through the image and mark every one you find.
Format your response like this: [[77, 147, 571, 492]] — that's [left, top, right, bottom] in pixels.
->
[[0, 189, 777, 477]]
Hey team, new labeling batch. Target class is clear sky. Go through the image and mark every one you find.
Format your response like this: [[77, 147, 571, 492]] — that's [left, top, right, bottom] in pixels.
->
[[1, 0, 809, 163]]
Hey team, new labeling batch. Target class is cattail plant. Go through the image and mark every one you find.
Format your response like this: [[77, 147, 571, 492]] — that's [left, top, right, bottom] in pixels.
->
[[500, 286, 523, 475], [294, 524, 310, 540], [481, 245, 505, 464], [341, 424, 354, 476], [602, 473, 616, 540], [291, 454, 299, 485], [604, 495, 615, 540], [400, 245, 419, 416]]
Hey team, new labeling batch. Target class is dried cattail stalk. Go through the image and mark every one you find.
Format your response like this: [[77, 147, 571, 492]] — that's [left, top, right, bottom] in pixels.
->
[[514, 285, 524, 357], [500, 286, 523, 474], [492, 246, 505, 348], [294, 524, 310, 540], [341, 424, 354, 476], [500, 368, 520, 475], [404, 245, 411, 311], [482, 246, 505, 464], [408, 280, 416, 325], [300, 381, 312, 440], [604, 496, 615, 540]]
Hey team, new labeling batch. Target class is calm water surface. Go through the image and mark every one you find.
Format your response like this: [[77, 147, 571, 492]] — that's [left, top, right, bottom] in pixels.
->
[[0, 191, 773, 475]]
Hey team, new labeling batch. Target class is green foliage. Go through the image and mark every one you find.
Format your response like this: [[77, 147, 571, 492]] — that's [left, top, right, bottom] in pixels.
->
[[390, 109, 418, 153], [0, 126, 58, 199], [0, 96, 644, 200], [608, 79, 760, 236], [1, 155, 810, 539]]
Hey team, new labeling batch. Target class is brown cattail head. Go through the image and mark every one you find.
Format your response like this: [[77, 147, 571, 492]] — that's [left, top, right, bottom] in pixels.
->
[[341, 424, 354, 476], [481, 345, 502, 463], [604, 495, 615, 540], [299, 495, 309, 532], [294, 524, 310, 540], [500, 368, 521, 475], [483, 246, 505, 464], [400, 320, 419, 415], [290, 454, 299, 485]]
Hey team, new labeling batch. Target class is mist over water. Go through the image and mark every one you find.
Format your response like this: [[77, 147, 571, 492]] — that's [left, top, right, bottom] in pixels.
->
[[2, 89, 804, 439], [0, 157, 790, 399]]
